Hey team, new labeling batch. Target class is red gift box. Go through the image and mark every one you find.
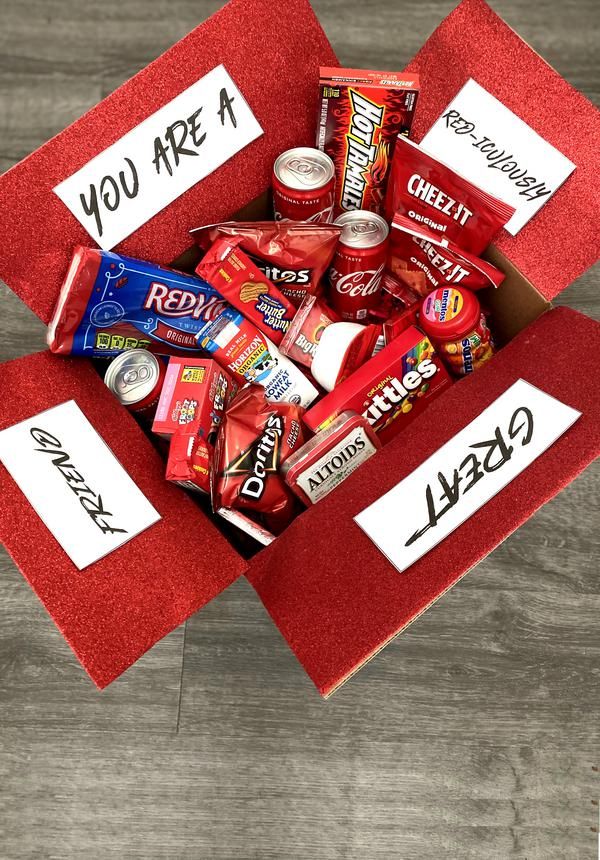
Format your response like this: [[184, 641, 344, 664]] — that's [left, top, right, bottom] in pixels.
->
[[0, 0, 598, 694]]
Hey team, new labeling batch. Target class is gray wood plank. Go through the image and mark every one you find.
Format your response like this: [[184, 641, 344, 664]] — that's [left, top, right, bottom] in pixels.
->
[[0, 731, 597, 859]]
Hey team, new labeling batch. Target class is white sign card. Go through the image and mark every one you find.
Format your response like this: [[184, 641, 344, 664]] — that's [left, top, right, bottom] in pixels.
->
[[54, 64, 263, 250], [420, 79, 576, 235], [0, 401, 161, 570], [355, 380, 580, 574]]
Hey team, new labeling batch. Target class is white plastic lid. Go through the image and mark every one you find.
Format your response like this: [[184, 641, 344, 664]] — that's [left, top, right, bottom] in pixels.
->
[[311, 322, 366, 392]]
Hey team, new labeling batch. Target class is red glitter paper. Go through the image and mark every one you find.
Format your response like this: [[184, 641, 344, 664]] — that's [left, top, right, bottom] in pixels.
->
[[247, 307, 600, 696], [404, 0, 600, 300], [0, 0, 337, 324], [0, 352, 246, 688]]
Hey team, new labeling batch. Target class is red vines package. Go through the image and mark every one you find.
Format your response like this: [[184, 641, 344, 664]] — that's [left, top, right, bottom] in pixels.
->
[[316, 68, 420, 217], [212, 386, 304, 531], [388, 215, 505, 298], [195, 236, 295, 345], [191, 221, 341, 307], [385, 138, 515, 254]]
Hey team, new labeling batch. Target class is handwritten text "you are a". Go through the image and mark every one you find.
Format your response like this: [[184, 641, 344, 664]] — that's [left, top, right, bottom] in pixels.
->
[[79, 87, 238, 238]]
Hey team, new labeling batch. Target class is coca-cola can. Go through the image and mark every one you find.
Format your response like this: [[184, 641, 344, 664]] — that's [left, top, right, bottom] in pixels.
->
[[328, 211, 389, 321], [104, 349, 166, 418], [272, 147, 335, 223]]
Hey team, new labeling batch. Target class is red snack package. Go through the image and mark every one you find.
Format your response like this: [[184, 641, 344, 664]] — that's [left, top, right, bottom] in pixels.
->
[[388, 214, 505, 298], [164, 362, 237, 493], [166, 420, 214, 495], [190, 221, 341, 307], [195, 237, 295, 345], [212, 386, 305, 532], [279, 294, 339, 368], [382, 304, 421, 345], [316, 68, 420, 216], [385, 137, 515, 254], [153, 357, 236, 438]]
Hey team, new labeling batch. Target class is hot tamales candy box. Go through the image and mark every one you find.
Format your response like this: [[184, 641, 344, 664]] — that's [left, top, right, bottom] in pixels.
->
[[316, 67, 420, 217]]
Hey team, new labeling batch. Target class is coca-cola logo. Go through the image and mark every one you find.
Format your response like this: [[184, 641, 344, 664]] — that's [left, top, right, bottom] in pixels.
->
[[330, 263, 384, 297]]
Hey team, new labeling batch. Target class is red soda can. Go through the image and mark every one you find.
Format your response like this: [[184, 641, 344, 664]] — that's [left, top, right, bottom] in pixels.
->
[[328, 211, 389, 321], [272, 147, 335, 223], [104, 349, 166, 418]]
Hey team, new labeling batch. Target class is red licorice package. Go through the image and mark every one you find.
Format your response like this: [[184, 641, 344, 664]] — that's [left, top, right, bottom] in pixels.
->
[[190, 221, 341, 307], [212, 386, 305, 533], [388, 214, 505, 298], [385, 137, 515, 254]]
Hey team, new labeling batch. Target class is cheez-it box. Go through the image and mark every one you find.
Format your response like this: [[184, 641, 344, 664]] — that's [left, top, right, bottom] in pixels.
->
[[0, 0, 599, 696]]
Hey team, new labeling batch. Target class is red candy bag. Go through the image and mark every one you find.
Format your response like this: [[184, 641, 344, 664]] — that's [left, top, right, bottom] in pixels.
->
[[388, 214, 505, 298], [385, 137, 515, 254], [279, 294, 339, 368], [190, 221, 341, 307], [212, 386, 304, 532]]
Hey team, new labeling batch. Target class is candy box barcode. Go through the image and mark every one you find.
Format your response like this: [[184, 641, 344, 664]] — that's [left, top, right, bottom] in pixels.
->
[[0, 0, 598, 696]]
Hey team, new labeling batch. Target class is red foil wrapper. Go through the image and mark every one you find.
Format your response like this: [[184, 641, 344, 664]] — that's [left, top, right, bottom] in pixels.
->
[[191, 221, 341, 307], [385, 137, 515, 254], [388, 214, 505, 298], [212, 386, 305, 531]]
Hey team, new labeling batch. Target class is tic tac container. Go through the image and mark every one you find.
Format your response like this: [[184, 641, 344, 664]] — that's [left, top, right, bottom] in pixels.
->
[[104, 349, 166, 418], [272, 147, 335, 223], [418, 286, 494, 376], [282, 411, 381, 505]]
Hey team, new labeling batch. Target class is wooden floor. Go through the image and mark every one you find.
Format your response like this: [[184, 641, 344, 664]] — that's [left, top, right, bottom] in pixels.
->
[[0, 0, 599, 857]]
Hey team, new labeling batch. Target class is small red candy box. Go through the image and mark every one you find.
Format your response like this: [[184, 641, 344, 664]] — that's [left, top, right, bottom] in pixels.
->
[[152, 357, 236, 439]]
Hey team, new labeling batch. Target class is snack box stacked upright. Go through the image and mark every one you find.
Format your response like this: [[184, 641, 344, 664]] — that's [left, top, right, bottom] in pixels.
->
[[0, 0, 599, 695]]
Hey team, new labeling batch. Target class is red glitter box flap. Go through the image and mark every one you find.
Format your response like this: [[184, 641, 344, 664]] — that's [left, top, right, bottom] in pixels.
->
[[0, 352, 247, 688], [246, 307, 600, 696], [0, 0, 337, 324], [405, 0, 600, 301]]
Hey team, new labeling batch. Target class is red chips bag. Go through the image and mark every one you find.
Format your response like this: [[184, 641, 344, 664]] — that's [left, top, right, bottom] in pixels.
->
[[212, 386, 304, 532], [388, 214, 505, 298], [190, 221, 341, 307], [385, 137, 515, 254]]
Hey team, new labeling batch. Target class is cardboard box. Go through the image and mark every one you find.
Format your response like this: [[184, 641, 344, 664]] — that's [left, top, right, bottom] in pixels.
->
[[0, 0, 598, 694]]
